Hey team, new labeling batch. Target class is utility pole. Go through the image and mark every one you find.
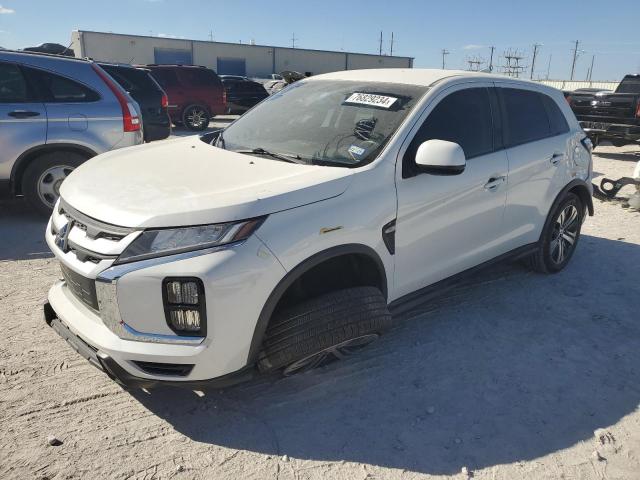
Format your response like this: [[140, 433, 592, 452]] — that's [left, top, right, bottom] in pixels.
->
[[208, 30, 213, 42], [390, 32, 394, 56], [441, 49, 450, 69], [587, 55, 595, 82], [291, 33, 298, 48], [379, 31, 383, 56], [570, 40, 580, 80], [530, 43, 541, 80], [546, 53, 552, 79], [489, 46, 495, 72]]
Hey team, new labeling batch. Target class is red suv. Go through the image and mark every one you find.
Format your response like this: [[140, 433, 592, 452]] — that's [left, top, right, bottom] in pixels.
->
[[145, 65, 226, 131]]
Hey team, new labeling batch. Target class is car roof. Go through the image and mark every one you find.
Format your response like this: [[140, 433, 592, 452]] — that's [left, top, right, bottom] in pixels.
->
[[310, 68, 536, 87], [0, 49, 89, 63]]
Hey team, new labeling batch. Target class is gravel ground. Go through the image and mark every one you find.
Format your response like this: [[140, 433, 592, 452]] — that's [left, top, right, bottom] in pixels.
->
[[1, 144, 639, 480]]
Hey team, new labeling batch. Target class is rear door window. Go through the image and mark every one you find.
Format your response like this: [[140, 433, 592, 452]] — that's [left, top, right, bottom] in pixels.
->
[[179, 68, 221, 87], [0, 62, 30, 103], [500, 88, 551, 146], [150, 68, 180, 88], [25, 68, 100, 103]]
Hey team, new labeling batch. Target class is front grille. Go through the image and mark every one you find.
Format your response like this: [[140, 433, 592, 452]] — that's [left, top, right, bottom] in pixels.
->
[[59, 200, 134, 241], [61, 264, 99, 311]]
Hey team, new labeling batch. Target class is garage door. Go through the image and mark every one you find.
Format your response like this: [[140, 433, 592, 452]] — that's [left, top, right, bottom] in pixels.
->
[[154, 48, 193, 65], [217, 57, 246, 76]]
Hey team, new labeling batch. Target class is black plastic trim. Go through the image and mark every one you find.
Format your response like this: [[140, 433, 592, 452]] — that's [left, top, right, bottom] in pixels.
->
[[247, 244, 388, 364], [388, 243, 538, 317]]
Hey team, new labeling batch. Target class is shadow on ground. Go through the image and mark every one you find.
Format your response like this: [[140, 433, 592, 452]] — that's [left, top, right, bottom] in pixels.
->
[[594, 150, 640, 162], [131, 235, 640, 475], [0, 199, 51, 261]]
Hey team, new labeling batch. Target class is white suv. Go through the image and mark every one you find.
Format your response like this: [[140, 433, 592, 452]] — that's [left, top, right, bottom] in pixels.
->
[[44, 69, 593, 388]]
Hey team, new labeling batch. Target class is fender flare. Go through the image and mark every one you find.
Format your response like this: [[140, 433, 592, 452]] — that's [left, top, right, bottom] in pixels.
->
[[539, 179, 594, 243], [246, 243, 388, 364], [10, 143, 97, 195]]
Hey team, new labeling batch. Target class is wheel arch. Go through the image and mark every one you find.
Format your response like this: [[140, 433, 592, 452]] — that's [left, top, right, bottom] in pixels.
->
[[246, 244, 388, 364], [10, 144, 97, 195], [539, 179, 593, 244]]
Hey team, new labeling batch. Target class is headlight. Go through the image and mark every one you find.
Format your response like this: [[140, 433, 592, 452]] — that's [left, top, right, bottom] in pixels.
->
[[115, 217, 265, 265]]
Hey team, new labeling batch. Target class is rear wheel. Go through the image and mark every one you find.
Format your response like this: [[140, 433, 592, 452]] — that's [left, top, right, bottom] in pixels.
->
[[526, 192, 584, 273], [182, 105, 210, 131], [258, 286, 392, 375], [22, 151, 86, 216]]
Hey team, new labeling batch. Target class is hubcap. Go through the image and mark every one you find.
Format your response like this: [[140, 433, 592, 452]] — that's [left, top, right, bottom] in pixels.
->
[[186, 108, 207, 128], [37, 165, 75, 208], [282, 334, 379, 377], [550, 204, 579, 264]]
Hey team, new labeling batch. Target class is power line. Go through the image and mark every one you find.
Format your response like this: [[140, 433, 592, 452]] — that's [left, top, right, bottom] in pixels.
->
[[488, 46, 495, 72], [441, 49, 450, 69], [570, 40, 581, 80], [530, 43, 541, 79]]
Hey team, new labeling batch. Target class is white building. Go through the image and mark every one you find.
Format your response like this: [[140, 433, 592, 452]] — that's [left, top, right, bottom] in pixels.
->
[[70, 31, 413, 78]]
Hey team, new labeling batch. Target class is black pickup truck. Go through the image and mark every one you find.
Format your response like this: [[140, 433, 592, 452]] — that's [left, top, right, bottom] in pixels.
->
[[567, 74, 640, 147]]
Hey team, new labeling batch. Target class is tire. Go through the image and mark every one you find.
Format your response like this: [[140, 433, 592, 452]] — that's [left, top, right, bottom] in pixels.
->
[[526, 192, 584, 274], [21, 151, 86, 216], [182, 105, 210, 131], [258, 286, 392, 375]]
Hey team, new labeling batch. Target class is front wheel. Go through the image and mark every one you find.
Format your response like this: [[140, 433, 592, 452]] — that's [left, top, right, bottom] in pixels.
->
[[258, 286, 392, 376], [526, 192, 584, 273], [182, 105, 210, 131]]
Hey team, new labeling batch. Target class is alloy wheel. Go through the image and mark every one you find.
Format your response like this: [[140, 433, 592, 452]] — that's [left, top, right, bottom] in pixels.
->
[[186, 108, 207, 129], [550, 204, 579, 264], [282, 334, 379, 376]]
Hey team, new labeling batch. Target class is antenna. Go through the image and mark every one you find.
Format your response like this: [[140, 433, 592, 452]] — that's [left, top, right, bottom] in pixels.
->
[[499, 49, 527, 78], [441, 49, 450, 69], [291, 33, 298, 49], [208, 30, 213, 42], [466, 56, 485, 72]]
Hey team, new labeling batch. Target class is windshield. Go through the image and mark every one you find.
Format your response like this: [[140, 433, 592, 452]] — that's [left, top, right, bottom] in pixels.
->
[[219, 80, 428, 167]]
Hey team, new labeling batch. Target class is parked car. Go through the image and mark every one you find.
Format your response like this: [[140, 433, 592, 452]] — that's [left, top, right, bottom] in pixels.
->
[[221, 77, 268, 114], [23, 43, 75, 57], [99, 63, 171, 142], [43, 69, 593, 389], [0, 50, 143, 214], [145, 64, 226, 131], [566, 74, 640, 147]]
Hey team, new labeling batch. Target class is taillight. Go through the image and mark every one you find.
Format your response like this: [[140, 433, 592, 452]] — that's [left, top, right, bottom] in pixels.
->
[[635, 102, 640, 118], [222, 89, 227, 105], [161, 93, 168, 109], [91, 64, 141, 132], [565, 95, 573, 106], [581, 136, 593, 153]]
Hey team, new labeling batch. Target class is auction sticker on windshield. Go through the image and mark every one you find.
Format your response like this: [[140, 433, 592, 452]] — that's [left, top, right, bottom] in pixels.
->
[[344, 93, 398, 109]]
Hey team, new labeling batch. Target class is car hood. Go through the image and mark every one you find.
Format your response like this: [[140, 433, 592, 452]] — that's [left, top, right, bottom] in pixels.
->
[[60, 136, 354, 228]]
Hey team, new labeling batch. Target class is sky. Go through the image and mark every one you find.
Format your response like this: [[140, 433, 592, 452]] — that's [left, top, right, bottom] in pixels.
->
[[1, 0, 638, 81]]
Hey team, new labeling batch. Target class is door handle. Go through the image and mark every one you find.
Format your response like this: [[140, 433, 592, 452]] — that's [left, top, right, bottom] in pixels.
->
[[8, 110, 40, 119], [550, 153, 565, 165], [484, 175, 506, 191]]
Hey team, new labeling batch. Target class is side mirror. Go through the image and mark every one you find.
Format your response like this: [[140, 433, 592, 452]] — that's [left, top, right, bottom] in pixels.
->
[[415, 139, 466, 175]]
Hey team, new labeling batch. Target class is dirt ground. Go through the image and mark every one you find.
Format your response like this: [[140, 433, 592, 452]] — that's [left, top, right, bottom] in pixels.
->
[[1, 144, 639, 480]]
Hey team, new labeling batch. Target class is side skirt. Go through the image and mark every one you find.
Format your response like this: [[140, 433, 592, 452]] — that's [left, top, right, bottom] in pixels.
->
[[388, 243, 538, 317]]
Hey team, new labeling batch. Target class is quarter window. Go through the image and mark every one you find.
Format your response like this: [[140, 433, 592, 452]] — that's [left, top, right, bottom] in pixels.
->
[[541, 94, 570, 135], [0, 62, 29, 103], [500, 88, 550, 146], [404, 87, 494, 176]]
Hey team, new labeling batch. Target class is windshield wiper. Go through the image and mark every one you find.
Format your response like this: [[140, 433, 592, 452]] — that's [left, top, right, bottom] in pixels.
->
[[235, 147, 308, 164]]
